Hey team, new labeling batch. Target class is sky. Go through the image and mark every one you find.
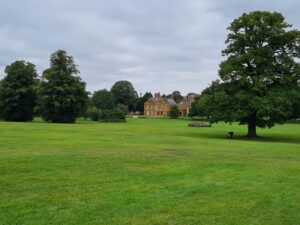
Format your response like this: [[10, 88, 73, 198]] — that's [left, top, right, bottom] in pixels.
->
[[0, 0, 299, 95]]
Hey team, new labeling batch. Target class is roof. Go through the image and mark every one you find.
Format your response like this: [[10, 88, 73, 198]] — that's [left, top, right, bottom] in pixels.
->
[[147, 97, 177, 105], [150, 98, 158, 104], [165, 98, 176, 105]]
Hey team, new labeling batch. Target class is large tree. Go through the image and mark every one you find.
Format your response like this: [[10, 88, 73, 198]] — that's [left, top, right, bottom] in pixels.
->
[[39, 50, 88, 123], [166, 91, 183, 103], [0, 61, 38, 121], [200, 11, 300, 137], [92, 89, 116, 110], [111, 80, 138, 111], [171, 91, 183, 104]]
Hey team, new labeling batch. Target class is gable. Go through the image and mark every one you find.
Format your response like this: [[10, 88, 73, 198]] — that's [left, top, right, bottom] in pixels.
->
[[145, 98, 153, 104]]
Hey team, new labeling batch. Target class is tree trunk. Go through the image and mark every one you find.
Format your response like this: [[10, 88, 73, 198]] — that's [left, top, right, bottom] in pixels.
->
[[247, 124, 258, 138], [247, 112, 258, 138]]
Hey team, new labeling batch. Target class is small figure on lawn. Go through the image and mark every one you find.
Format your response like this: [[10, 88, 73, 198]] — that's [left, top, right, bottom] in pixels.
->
[[228, 131, 234, 139]]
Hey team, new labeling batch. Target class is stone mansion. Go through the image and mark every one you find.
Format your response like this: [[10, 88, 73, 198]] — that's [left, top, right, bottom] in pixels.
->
[[144, 93, 197, 117]]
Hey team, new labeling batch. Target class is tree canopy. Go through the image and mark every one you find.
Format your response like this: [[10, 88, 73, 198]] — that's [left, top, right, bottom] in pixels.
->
[[92, 89, 116, 110], [197, 11, 300, 137], [172, 91, 183, 104], [111, 80, 138, 111], [39, 50, 88, 123], [0, 61, 38, 121], [166, 91, 183, 104], [170, 105, 180, 119], [136, 92, 153, 113]]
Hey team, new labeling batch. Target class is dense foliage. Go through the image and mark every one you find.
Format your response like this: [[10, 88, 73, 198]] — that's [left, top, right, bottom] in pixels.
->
[[166, 91, 183, 104], [39, 50, 88, 123], [92, 89, 115, 110], [99, 108, 125, 121], [170, 105, 180, 119], [117, 104, 129, 115], [111, 80, 138, 111], [87, 107, 125, 122], [87, 108, 101, 121], [188, 95, 201, 117], [196, 11, 300, 137], [171, 91, 183, 104], [136, 92, 153, 113], [0, 61, 38, 121]]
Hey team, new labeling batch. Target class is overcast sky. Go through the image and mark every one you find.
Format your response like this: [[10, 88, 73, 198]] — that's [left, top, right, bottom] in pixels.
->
[[0, 0, 299, 95]]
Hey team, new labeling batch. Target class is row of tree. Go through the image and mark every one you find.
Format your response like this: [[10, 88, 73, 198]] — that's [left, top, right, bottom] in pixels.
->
[[189, 11, 300, 137], [89, 87, 186, 114], [1, 11, 299, 135], [0, 50, 88, 123], [0, 52, 153, 123], [90, 82, 152, 114], [0, 49, 185, 123]]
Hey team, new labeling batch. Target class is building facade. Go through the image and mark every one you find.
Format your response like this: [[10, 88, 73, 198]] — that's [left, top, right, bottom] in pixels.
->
[[144, 93, 196, 117]]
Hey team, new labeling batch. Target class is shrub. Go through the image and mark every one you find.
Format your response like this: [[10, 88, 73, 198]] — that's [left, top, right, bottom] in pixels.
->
[[170, 106, 180, 119], [117, 104, 129, 115], [88, 107, 126, 122], [111, 108, 126, 119], [88, 108, 101, 121], [188, 121, 211, 127], [99, 108, 126, 122]]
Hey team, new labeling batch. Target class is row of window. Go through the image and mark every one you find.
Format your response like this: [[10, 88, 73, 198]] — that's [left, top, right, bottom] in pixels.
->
[[146, 111, 165, 116], [147, 105, 164, 110]]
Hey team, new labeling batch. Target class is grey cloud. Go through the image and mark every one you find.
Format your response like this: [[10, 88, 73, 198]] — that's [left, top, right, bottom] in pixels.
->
[[0, 0, 299, 95]]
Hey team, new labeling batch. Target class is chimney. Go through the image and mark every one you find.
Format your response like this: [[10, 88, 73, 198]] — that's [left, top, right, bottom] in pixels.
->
[[154, 92, 160, 98]]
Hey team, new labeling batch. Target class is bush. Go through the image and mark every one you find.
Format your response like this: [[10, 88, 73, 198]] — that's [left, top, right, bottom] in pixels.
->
[[170, 106, 180, 119], [99, 108, 126, 122], [111, 108, 126, 120], [88, 107, 126, 122], [88, 108, 101, 121], [117, 104, 129, 115], [188, 121, 211, 127]]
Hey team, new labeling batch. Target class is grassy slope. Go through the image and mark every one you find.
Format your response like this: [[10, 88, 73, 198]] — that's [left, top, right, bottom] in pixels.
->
[[0, 118, 299, 225]]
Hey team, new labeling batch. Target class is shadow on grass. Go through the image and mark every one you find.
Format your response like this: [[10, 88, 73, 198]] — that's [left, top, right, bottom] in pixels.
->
[[230, 135, 300, 144], [179, 131, 300, 145]]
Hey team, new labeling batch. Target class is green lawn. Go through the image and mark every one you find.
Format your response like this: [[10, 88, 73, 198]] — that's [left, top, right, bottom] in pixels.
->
[[0, 118, 299, 225]]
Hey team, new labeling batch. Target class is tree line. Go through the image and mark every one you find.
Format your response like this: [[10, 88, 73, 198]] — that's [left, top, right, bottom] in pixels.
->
[[86, 81, 151, 121], [89, 88, 186, 114], [0, 50, 88, 123], [87, 84, 188, 120], [0, 50, 149, 123], [0, 49, 186, 123], [1, 11, 299, 137]]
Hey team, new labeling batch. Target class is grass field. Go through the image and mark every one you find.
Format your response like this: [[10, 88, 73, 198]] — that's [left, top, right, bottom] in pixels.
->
[[0, 118, 299, 225]]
